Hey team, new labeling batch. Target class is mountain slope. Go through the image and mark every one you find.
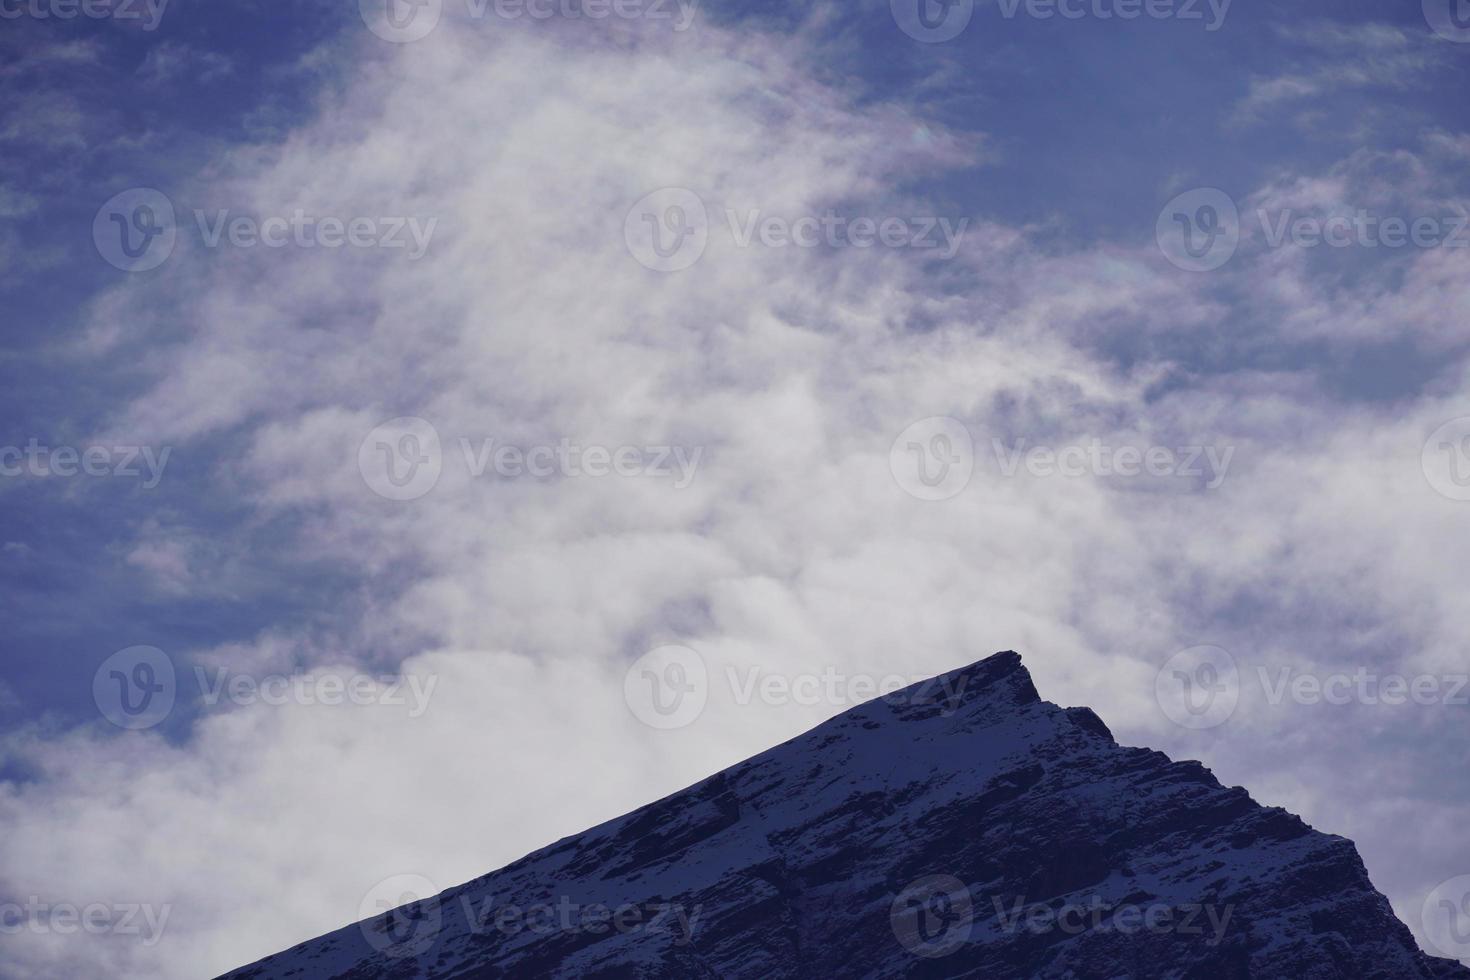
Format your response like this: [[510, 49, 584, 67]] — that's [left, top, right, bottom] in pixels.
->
[[222, 651, 1468, 979]]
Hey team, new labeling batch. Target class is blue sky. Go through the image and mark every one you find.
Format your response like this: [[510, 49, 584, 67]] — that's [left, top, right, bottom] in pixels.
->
[[3, 0, 1470, 976]]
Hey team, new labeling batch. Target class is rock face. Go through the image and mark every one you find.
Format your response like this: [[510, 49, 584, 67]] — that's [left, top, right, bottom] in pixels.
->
[[222, 651, 1468, 979]]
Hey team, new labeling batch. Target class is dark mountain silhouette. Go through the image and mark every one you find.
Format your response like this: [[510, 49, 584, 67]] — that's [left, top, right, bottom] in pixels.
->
[[222, 651, 1468, 979]]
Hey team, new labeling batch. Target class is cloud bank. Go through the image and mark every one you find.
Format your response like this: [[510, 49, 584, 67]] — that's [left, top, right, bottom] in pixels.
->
[[2, 10, 1469, 978]]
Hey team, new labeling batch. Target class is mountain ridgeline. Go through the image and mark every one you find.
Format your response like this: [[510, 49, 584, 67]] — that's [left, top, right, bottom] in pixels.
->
[[222, 651, 1468, 979]]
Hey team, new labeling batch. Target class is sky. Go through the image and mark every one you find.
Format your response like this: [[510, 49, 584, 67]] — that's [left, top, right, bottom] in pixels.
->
[[2, 0, 1470, 976]]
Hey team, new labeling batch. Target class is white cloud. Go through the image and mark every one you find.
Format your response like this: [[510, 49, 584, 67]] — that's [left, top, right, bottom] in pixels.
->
[[4, 14, 1470, 980], [137, 42, 235, 87], [1229, 22, 1445, 127]]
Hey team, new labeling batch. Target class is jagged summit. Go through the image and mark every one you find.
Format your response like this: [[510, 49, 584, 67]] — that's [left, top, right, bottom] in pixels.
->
[[931, 649, 1041, 707], [222, 651, 1468, 980]]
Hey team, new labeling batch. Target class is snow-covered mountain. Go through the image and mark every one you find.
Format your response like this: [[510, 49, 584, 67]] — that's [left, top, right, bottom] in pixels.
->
[[222, 651, 1468, 979]]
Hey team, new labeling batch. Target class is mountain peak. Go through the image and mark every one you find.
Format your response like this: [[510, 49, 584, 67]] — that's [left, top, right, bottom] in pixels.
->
[[940, 648, 1040, 708], [863, 650, 1039, 727], [224, 650, 1468, 980]]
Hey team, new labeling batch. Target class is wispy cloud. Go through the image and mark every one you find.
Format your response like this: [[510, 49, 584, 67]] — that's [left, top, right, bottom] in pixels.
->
[[1230, 22, 1445, 127], [3, 8, 1469, 980]]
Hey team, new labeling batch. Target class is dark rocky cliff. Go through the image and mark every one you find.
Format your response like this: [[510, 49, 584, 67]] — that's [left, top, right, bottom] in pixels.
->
[[223, 651, 1468, 979]]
